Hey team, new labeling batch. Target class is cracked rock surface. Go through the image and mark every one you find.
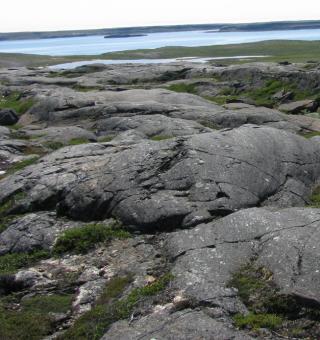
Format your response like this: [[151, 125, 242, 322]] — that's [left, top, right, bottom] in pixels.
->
[[0, 61, 320, 339]]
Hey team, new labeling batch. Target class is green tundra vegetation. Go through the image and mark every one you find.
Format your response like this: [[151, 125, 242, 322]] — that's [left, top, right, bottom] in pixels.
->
[[1, 40, 320, 68]]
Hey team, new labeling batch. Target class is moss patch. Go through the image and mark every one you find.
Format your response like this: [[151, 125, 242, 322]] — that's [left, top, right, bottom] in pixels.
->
[[0, 92, 35, 115], [228, 263, 320, 337], [150, 135, 173, 141], [0, 293, 73, 340], [0, 250, 50, 275], [59, 273, 173, 340], [53, 222, 131, 255], [233, 312, 282, 330], [68, 138, 90, 145]]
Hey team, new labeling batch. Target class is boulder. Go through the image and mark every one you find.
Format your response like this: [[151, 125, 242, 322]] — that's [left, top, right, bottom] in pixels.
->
[[0, 109, 18, 126], [278, 100, 319, 114]]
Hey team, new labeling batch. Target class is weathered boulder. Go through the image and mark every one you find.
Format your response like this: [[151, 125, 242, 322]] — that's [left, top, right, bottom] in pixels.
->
[[0, 125, 319, 231], [278, 100, 318, 114], [0, 212, 80, 255], [0, 109, 18, 126], [165, 207, 320, 312]]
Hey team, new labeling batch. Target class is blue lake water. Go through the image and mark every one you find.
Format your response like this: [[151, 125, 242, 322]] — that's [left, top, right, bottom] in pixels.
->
[[1, 29, 320, 56]]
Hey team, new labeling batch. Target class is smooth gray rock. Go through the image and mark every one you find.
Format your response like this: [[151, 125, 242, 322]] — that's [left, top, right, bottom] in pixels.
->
[[0, 212, 80, 255], [278, 100, 318, 114], [165, 207, 320, 312], [0, 125, 319, 231], [103, 309, 251, 340]]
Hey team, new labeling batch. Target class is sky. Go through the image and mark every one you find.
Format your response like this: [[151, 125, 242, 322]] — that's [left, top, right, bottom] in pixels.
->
[[1, 0, 319, 33]]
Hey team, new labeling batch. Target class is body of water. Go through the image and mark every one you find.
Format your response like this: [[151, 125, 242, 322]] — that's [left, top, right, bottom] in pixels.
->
[[50, 56, 269, 69], [1, 29, 320, 56]]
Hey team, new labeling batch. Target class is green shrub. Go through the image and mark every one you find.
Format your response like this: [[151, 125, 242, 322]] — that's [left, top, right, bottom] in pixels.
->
[[233, 312, 282, 330], [0, 251, 49, 275], [53, 222, 131, 255]]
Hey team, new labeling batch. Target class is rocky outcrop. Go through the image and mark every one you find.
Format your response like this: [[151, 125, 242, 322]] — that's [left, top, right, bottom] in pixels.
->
[[0, 125, 319, 231]]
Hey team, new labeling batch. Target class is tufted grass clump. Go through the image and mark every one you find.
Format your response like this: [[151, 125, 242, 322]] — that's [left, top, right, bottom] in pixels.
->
[[0, 250, 50, 275], [52, 222, 131, 255], [4, 157, 38, 176], [0, 92, 35, 115], [0, 293, 73, 340], [44, 141, 64, 150], [59, 273, 173, 340], [233, 312, 282, 330]]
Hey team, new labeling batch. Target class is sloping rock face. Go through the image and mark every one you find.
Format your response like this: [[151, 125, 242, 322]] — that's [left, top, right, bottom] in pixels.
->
[[103, 207, 320, 339], [1, 125, 319, 230], [0, 62, 320, 339]]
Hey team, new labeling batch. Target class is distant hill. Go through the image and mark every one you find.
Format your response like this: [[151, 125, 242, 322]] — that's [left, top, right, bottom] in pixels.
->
[[1, 20, 320, 41]]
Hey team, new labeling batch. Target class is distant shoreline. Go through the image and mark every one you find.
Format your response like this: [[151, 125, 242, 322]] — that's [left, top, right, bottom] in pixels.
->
[[0, 40, 319, 68], [1, 20, 320, 41]]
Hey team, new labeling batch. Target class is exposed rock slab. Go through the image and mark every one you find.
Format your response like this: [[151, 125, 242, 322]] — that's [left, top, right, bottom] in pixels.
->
[[0, 125, 319, 230]]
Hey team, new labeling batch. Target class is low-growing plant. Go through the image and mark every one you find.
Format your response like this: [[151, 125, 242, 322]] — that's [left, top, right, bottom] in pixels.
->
[[233, 312, 282, 330], [0, 92, 35, 115], [4, 157, 38, 177], [44, 141, 65, 150], [150, 135, 173, 141], [0, 293, 73, 340], [21, 294, 73, 314], [68, 138, 90, 145], [98, 135, 114, 143], [59, 273, 173, 340], [0, 250, 50, 275], [53, 222, 131, 255], [309, 186, 320, 207]]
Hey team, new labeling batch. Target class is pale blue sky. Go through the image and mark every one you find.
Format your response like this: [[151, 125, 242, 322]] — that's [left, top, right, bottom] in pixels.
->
[[1, 0, 319, 32]]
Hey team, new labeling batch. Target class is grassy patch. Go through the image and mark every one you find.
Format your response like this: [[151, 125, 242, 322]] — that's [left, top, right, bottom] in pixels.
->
[[5, 157, 38, 175], [21, 294, 73, 314], [198, 120, 219, 130], [0, 192, 26, 218], [228, 263, 320, 337], [233, 312, 282, 330], [150, 135, 173, 141], [98, 135, 114, 143], [68, 138, 90, 145], [0, 92, 35, 115], [167, 83, 197, 94], [59, 273, 173, 340], [44, 141, 65, 150], [0, 250, 50, 275], [0, 293, 73, 340], [53, 222, 131, 255], [301, 131, 320, 139]]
